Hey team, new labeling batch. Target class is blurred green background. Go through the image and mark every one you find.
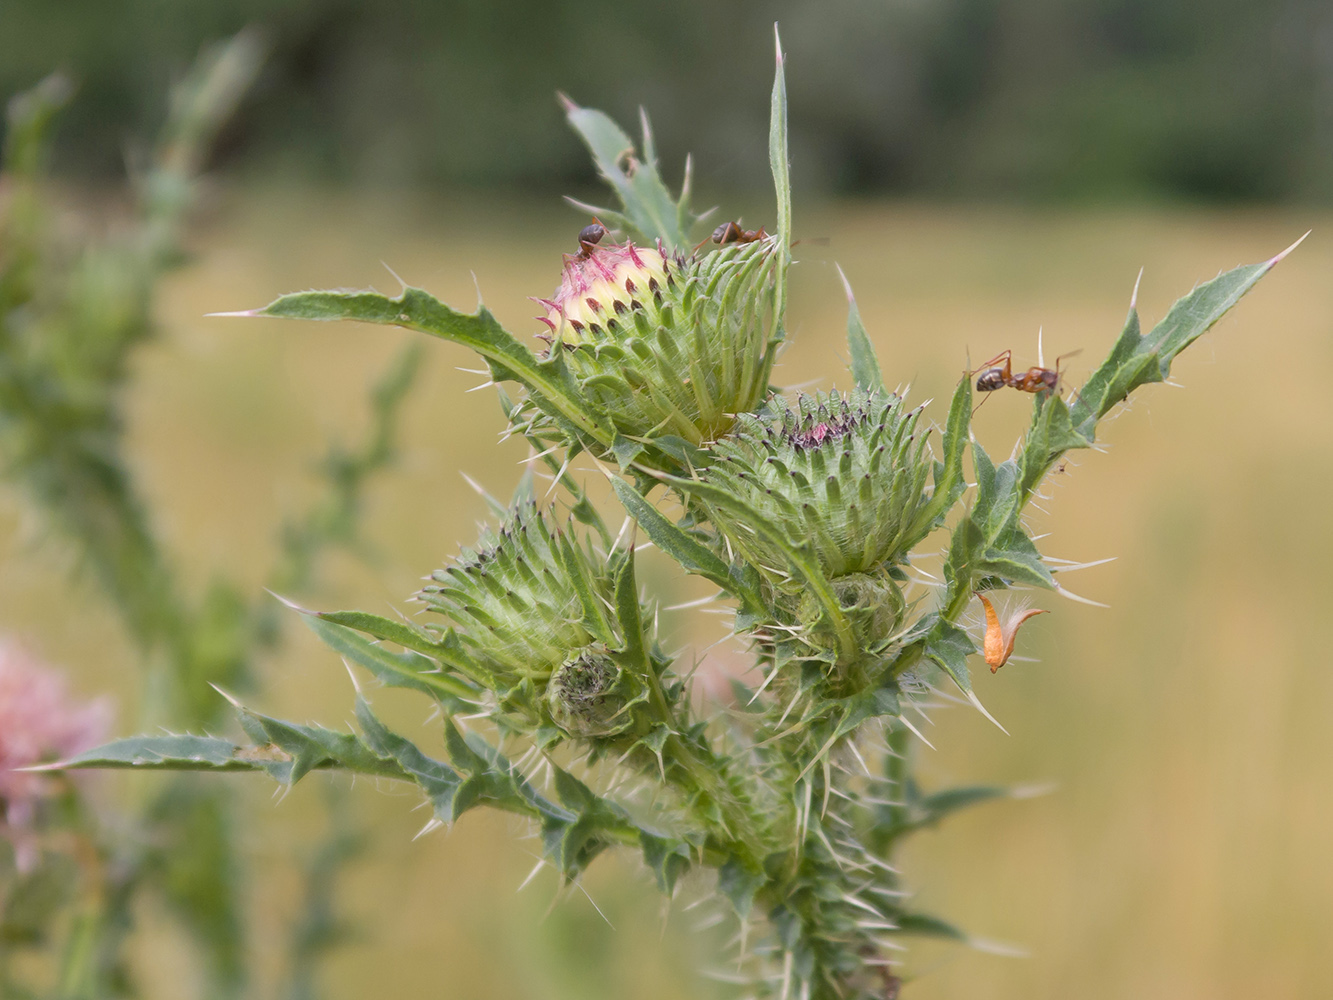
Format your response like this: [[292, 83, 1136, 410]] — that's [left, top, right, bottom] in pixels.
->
[[5, 0, 1333, 200], [2, 2, 1332, 999]]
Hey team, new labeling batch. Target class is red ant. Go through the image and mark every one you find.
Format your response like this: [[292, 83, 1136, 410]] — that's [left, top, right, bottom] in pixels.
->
[[973, 348, 1080, 396], [692, 220, 769, 253]]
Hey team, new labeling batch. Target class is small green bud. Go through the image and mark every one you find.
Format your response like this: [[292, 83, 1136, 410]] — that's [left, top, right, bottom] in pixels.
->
[[547, 649, 635, 738], [528, 234, 781, 446], [798, 569, 906, 652]]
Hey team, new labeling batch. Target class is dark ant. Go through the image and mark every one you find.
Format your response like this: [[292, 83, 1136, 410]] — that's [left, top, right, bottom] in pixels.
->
[[973, 348, 1081, 396], [574, 220, 607, 259], [692, 220, 769, 253]]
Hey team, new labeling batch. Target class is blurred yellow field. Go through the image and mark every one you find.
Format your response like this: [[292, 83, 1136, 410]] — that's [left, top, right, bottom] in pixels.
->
[[2, 189, 1329, 999]]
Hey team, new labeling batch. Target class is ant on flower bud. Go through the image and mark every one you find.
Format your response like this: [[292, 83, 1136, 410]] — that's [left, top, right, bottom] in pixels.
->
[[692, 220, 769, 253], [575, 220, 607, 259]]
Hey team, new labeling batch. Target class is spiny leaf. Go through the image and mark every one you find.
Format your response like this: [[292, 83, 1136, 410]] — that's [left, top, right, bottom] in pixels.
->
[[892, 912, 968, 941], [639, 832, 692, 894], [908, 375, 971, 543], [873, 784, 1009, 844], [1070, 245, 1298, 441], [56, 735, 257, 772], [923, 619, 977, 694], [301, 611, 483, 700], [246, 287, 614, 448]]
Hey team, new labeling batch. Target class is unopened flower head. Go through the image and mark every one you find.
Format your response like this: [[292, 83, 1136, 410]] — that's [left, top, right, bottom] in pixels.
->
[[419, 503, 596, 687], [0, 640, 110, 871], [526, 233, 782, 446], [417, 502, 660, 738], [701, 388, 932, 585]]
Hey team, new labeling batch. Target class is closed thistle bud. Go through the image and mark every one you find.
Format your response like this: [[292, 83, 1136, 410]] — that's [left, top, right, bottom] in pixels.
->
[[417, 502, 657, 738], [529, 233, 780, 446], [418, 502, 595, 687], [547, 649, 636, 738], [700, 388, 932, 597]]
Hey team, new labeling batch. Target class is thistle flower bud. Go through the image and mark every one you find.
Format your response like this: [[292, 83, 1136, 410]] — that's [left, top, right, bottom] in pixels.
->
[[547, 650, 635, 738], [417, 503, 660, 739], [418, 502, 595, 686], [701, 389, 932, 583], [529, 234, 781, 446]]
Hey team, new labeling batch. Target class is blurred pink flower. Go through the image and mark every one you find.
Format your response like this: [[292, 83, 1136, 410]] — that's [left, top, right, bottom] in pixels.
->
[[0, 640, 111, 872]]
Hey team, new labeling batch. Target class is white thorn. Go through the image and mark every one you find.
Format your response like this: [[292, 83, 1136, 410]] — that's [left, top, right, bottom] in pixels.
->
[[1130, 267, 1144, 310], [382, 261, 408, 292], [209, 683, 243, 708], [1055, 582, 1110, 608], [413, 817, 444, 841], [1270, 230, 1311, 265], [965, 689, 1009, 735]]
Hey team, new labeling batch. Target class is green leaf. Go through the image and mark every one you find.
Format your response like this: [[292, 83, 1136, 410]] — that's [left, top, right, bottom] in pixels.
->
[[612, 548, 650, 672], [301, 611, 483, 700], [311, 609, 447, 657], [610, 477, 763, 614], [562, 97, 691, 249], [555, 531, 618, 648], [234, 706, 402, 785], [874, 784, 1009, 844], [837, 266, 883, 392], [923, 619, 977, 694], [58, 735, 256, 772], [249, 287, 614, 448], [718, 856, 766, 919], [354, 700, 468, 821], [1071, 245, 1299, 436], [639, 831, 692, 894]]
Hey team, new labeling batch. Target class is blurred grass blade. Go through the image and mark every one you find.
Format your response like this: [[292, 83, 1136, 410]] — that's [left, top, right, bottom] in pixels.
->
[[769, 24, 791, 336]]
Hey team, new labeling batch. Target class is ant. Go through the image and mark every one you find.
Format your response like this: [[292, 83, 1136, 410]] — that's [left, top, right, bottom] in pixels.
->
[[973, 348, 1080, 396], [574, 220, 607, 259], [692, 220, 769, 253]]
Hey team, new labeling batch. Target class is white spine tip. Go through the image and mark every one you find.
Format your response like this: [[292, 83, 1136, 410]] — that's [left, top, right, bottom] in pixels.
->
[[1130, 267, 1144, 310], [341, 659, 364, 695], [204, 309, 261, 319], [208, 683, 243, 708], [265, 590, 311, 614], [1269, 230, 1311, 265], [965, 689, 1009, 735], [834, 263, 855, 303]]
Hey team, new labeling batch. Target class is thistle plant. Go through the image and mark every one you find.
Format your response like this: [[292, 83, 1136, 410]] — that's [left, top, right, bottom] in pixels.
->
[[59, 30, 1298, 999]]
